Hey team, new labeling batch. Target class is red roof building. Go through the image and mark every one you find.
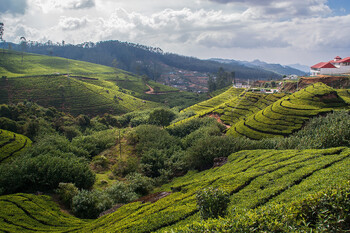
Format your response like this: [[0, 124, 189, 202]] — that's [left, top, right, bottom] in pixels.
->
[[310, 56, 350, 76]]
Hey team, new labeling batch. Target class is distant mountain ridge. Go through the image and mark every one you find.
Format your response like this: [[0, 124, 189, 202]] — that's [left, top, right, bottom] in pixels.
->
[[211, 58, 307, 76], [3, 40, 282, 83]]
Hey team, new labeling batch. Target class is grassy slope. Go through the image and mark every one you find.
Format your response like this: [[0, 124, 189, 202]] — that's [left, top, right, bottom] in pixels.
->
[[227, 83, 349, 139], [0, 129, 32, 163], [1, 147, 350, 232], [0, 50, 206, 112], [0, 50, 164, 115]]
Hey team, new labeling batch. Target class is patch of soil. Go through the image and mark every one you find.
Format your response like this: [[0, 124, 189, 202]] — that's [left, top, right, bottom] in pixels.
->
[[213, 157, 228, 168], [99, 204, 124, 218], [145, 84, 179, 95], [207, 113, 231, 128], [284, 76, 350, 93]]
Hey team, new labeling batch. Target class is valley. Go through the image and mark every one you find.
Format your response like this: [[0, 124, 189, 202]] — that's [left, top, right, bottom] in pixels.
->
[[0, 48, 349, 233]]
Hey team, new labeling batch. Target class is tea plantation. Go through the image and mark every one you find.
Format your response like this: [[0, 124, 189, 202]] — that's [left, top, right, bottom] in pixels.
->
[[214, 92, 286, 125], [0, 129, 31, 163], [227, 83, 349, 139], [1, 147, 349, 232]]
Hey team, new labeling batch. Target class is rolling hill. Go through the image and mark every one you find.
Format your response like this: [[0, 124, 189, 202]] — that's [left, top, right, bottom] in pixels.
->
[[8, 40, 282, 82], [0, 50, 206, 115], [1, 147, 349, 232]]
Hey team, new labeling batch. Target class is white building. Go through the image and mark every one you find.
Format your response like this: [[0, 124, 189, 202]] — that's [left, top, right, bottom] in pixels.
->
[[310, 56, 350, 76]]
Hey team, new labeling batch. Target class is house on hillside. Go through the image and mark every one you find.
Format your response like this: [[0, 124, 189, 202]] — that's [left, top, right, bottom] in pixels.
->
[[310, 56, 350, 76]]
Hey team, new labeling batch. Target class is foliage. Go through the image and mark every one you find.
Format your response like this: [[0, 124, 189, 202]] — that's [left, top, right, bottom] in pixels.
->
[[111, 155, 139, 177], [185, 135, 236, 170], [0, 154, 95, 194], [105, 181, 138, 204], [148, 108, 176, 127], [0, 148, 350, 232], [71, 129, 117, 158], [126, 172, 155, 196], [72, 189, 113, 219], [56, 182, 79, 208], [196, 187, 230, 220]]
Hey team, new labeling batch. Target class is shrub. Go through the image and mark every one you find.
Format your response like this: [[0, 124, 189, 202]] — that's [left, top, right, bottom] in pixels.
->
[[185, 135, 236, 170], [126, 172, 154, 196], [296, 181, 350, 232], [0, 154, 95, 194], [105, 181, 138, 204], [111, 156, 139, 177], [196, 187, 230, 220], [72, 190, 112, 219], [167, 117, 219, 138], [56, 182, 79, 208], [126, 125, 180, 155], [140, 149, 167, 178], [72, 129, 116, 157], [148, 108, 176, 127], [181, 124, 223, 149]]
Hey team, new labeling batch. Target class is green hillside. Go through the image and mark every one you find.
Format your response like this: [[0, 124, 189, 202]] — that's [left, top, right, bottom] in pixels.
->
[[0, 50, 207, 113], [1, 147, 349, 232], [214, 92, 286, 125], [227, 83, 349, 139], [182, 87, 244, 115], [0, 129, 31, 163]]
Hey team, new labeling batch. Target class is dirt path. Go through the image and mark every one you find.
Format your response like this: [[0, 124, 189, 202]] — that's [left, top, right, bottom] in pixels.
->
[[145, 84, 179, 95], [208, 113, 231, 128]]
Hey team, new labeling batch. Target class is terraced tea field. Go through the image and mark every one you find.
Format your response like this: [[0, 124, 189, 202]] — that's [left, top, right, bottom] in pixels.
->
[[1, 147, 349, 232], [214, 92, 286, 125], [182, 87, 244, 115], [0, 129, 31, 163], [227, 83, 349, 139]]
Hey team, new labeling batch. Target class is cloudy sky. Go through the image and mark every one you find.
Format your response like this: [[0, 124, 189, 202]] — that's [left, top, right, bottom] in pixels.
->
[[1, 0, 350, 66]]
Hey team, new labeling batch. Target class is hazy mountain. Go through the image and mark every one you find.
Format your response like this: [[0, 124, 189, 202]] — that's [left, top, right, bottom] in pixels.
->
[[211, 58, 306, 76], [287, 63, 310, 73]]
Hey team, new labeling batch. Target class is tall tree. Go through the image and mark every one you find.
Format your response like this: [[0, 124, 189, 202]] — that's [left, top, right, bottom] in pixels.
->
[[0, 23, 4, 54], [20, 36, 27, 63]]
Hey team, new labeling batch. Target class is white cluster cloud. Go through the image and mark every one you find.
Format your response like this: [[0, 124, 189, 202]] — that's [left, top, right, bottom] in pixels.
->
[[1, 0, 350, 65], [59, 17, 88, 31]]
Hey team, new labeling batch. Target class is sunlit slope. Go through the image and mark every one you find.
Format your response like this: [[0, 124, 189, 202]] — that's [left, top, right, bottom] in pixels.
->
[[0, 50, 118, 77], [1, 147, 350, 232], [227, 83, 349, 139], [0, 129, 31, 163], [0, 193, 86, 232], [182, 87, 244, 114], [214, 92, 286, 125], [0, 75, 159, 115]]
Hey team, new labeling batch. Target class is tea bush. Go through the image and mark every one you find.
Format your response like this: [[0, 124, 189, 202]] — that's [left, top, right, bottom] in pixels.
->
[[196, 187, 230, 220]]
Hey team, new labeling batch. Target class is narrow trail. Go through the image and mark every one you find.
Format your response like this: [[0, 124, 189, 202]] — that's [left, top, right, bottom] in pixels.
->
[[145, 84, 180, 95]]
